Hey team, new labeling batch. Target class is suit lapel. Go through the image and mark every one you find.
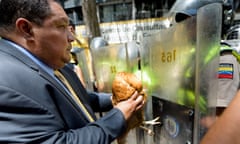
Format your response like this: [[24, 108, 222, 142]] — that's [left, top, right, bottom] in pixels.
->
[[39, 69, 92, 122], [60, 67, 97, 120]]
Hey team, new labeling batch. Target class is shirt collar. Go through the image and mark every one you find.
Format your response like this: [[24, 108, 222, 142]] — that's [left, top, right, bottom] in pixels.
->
[[3, 39, 55, 77]]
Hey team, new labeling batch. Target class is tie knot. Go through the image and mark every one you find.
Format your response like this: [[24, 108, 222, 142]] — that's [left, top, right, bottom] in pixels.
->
[[54, 70, 66, 81], [54, 70, 62, 77]]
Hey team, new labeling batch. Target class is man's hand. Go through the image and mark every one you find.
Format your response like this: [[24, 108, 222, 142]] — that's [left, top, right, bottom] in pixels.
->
[[114, 91, 144, 120]]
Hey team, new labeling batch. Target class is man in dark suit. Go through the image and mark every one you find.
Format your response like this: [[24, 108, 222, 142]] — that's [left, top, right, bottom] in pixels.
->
[[0, 0, 144, 143]]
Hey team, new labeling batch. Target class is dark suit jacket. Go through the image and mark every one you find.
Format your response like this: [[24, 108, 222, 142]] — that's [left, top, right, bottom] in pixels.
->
[[60, 65, 114, 113], [0, 38, 126, 144]]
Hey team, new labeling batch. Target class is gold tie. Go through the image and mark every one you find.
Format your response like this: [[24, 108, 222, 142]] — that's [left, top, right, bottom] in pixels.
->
[[54, 70, 94, 122]]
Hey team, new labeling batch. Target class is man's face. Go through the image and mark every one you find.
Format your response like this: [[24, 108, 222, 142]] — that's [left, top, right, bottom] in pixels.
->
[[32, 1, 74, 69]]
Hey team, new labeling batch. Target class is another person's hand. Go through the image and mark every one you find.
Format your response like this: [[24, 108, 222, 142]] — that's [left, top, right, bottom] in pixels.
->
[[114, 91, 144, 121]]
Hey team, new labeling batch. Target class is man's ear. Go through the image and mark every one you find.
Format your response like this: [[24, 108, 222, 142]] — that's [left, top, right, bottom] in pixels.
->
[[16, 18, 34, 39]]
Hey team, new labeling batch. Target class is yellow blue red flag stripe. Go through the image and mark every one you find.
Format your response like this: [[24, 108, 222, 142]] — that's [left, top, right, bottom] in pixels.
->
[[218, 63, 233, 79]]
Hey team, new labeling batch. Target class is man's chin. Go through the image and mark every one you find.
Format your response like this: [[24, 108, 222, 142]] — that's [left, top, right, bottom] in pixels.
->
[[64, 57, 71, 64]]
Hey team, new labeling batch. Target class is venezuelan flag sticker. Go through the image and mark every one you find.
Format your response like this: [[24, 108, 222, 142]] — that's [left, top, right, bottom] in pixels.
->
[[218, 63, 233, 79]]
